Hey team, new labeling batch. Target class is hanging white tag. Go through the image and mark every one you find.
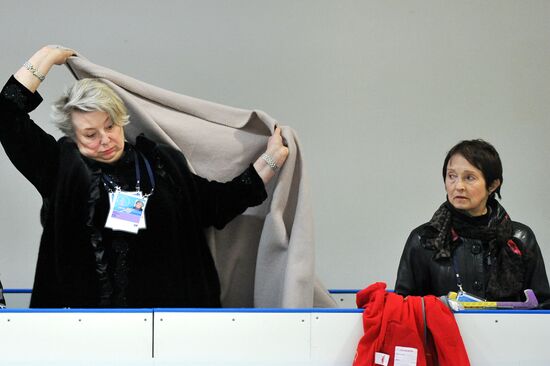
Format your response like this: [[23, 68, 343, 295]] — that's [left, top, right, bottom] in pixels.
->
[[375, 352, 390, 366], [105, 191, 148, 233], [394, 346, 418, 366]]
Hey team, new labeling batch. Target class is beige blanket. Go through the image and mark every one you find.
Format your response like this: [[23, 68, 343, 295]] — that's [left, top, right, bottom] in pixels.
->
[[66, 56, 335, 308]]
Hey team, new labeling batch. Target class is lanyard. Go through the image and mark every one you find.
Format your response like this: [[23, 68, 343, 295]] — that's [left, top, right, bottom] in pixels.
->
[[452, 255, 464, 294], [102, 150, 155, 196], [134, 151, 155, 196]]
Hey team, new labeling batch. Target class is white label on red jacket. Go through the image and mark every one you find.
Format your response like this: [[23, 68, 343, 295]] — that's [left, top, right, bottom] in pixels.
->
[[394, 346, 418, 366], [374, 352, 390, 366]]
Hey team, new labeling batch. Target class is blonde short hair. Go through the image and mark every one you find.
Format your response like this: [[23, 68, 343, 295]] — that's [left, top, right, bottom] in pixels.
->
[[51, 79, 129, 137]]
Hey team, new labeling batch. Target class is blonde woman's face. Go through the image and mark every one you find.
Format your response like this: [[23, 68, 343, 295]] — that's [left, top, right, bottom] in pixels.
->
[[71, 110, 125, 164]]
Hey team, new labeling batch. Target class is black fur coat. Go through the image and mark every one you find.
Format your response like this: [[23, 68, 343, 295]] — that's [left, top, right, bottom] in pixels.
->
[[0, 76, 267, 308]]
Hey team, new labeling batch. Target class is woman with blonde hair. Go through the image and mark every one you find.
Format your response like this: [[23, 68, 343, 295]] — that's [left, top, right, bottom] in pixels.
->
[[0, 46, 289, 308]]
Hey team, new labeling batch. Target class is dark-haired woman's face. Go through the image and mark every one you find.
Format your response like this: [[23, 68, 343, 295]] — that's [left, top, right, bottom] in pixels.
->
[[445, 154, 497, 216]]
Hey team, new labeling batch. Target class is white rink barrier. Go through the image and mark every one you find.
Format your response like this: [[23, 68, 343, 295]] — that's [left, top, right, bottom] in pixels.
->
[[2, 289, 550, 366], [0, 308, 550, 365], [0, 308, 153, 366]]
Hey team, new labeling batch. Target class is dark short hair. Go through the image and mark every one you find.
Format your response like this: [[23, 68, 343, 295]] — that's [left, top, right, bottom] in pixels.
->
[[442, 139, 503, 199]]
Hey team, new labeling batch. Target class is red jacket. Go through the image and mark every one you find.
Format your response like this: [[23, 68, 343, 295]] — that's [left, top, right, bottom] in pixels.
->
[[353, 282, 470, 366]]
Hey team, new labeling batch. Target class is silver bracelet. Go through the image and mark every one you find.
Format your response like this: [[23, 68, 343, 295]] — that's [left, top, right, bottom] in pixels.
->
[[23, 61, 46, 82], [261, 153, 279, 171]]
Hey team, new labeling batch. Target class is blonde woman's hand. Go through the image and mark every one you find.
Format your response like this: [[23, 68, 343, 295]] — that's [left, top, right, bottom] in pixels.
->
[[253, 126, 290, 184], [14, 45, 76, 92], [44, 45, 76, 65], [266, 126, 289, 169]]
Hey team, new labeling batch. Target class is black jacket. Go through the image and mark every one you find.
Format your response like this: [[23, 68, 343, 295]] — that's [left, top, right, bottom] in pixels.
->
[[0, 76, 267, 308], [395, 206, 550, 304]]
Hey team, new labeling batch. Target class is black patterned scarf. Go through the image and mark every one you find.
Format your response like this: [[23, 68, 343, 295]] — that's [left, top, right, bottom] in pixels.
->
[[422, 198, 526, 300]]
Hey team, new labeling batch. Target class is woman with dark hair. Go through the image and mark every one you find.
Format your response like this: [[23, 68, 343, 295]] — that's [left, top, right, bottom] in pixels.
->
[[395, 139, 550, 303]]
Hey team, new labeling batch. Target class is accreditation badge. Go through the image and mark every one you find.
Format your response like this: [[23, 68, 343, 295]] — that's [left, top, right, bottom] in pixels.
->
[[105, 190, 148, 233]]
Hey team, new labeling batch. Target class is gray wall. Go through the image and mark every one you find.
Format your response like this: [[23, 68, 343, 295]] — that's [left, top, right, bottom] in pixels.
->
[[1, 1, 549, 296]]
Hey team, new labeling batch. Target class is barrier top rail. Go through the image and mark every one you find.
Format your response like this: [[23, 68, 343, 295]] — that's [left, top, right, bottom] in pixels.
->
[[3, 288, 549, 314]]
